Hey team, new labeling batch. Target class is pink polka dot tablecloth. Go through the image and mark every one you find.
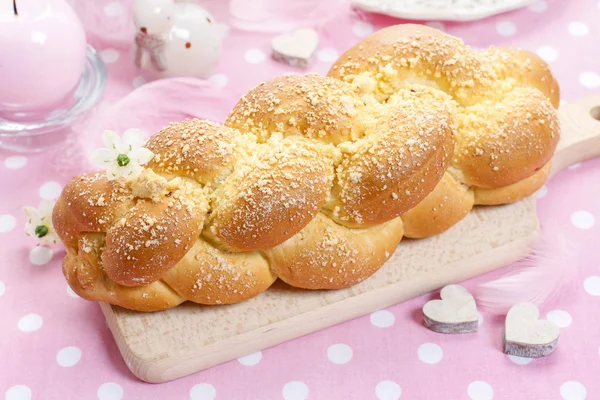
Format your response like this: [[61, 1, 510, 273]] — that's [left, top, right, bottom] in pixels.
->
[[2, 1, 600, 399]]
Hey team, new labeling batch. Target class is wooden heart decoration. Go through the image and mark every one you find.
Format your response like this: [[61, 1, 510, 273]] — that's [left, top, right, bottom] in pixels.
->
[[422, 284, 478, 333], [503, 302, 559, 358], [271, 28, 319, 68]]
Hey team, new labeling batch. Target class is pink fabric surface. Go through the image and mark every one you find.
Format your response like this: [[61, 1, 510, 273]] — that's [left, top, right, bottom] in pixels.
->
[[2, 1, 600, 399]]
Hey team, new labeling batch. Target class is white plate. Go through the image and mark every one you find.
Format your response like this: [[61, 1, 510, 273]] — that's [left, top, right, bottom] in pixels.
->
[[351, 0, 538, 21]]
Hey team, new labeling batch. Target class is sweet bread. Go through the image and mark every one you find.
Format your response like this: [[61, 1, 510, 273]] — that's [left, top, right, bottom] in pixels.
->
[[53, 25, 560, 311], [53, 73, 455, 311], [328, 24, 560, 238]]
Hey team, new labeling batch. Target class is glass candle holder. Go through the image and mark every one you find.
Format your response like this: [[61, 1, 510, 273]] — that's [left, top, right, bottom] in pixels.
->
[[0, 0, 107, 152]]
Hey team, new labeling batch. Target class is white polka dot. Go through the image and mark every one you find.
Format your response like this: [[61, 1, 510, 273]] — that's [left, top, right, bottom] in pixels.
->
[[560, 100, 567, 106], [67, 285, 79, 298], [29, 246, 53, 265], [132, 76, 146, 88], [468, 381, 494, 400], [317, 48, 339, 63], [370, 310, 395, 328], [508, 355, 533, 365], [237, 351, 262, 366], [39, 181, 62, 200], [546, 309, 572, 328], [584, 276, 600, 296], [568, 162, 582, 170], [579, 72, 600, 89], [4, 156, 27, 169], [560, 381, 587, 400], [100, 49, 120, 64], [568, 22, 589, 37], [97, 382, 124, 400], [496, 21, 517, 36], [571, 210, 595, 229], [18, 313, 43, 332], [0, 280, 4, 297], [282, 381, 308, 400], [536, 46, 558, 63], [528, 1, 547, 12], [417, 343, 443, 364], [189, 383, 216, 400], [5, 385, 32, 400], [103, 2, 125, 17], [352, 21, 373, 38], [425, 21, 445, 32], [478, 312, 484, 327], [327, 343, 353, 364], [244, 48, 265, 64], [56, 346, 82, 367], [0, 214, 16, 233], [375, 380, 402, 400], [537, 185, 548, 198], [208, 74, 228, 88]]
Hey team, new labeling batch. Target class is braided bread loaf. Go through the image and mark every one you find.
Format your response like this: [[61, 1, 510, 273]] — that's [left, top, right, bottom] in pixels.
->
[[328, 24, 560, 238], [53, 73, 455, 311]]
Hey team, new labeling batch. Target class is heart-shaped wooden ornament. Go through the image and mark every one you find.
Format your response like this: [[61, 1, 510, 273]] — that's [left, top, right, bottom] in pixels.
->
[[422, 284, 478, 333], [271, 28, 319, 68], [503, 302, 559, 358]]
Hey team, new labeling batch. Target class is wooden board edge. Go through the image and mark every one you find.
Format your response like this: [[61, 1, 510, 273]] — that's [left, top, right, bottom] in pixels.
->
[[103, 223, 539, 384]]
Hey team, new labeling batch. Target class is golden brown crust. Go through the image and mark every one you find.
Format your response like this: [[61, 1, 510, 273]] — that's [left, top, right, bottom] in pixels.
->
[[327, 23, 560, 238], [53, 71, 453, 312], [328, 24, 494, 104], [162, 240, 276, 305], [225, 74, 369, 145], [52, 197, 89, 249], [401, 171, 474, 238], [480, 47, 560, 109], [146, 120, 241, 185], [325, 87, 455, 227], [63, 234, 185, 312], [208, 137, 335, 251], [265, 213, 403, 289], [103, 195, 205, 287], [53, 24, 561, 312], [59, 172, 135, 232], [455, 87, 560, 188], [226, 73, 455, 228], [474, 161, 552, 205]]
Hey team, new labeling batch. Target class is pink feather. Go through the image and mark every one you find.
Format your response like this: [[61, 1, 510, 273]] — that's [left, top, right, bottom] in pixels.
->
[[474, 222, 579, 314], [50, 77, 231, 177], [229, 0, 351, 33]]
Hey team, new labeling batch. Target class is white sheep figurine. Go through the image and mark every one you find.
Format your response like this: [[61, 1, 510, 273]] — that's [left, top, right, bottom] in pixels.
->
[[132, 0, 222, 78]]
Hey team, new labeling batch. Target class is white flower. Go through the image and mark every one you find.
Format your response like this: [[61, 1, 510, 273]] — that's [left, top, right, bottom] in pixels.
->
[[24, 200, 59, 246], [90, 128, 154, 181]]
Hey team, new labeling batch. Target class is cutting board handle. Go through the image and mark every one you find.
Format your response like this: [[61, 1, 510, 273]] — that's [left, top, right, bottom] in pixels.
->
[[551, 94, 600, 177]]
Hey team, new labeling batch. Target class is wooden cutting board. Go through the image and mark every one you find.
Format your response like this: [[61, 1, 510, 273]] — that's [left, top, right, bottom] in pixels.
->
[[100, 94, 600, 384]]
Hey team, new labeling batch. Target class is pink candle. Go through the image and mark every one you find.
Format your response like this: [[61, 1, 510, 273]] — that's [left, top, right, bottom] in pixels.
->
[[0, 0, 87, 115]]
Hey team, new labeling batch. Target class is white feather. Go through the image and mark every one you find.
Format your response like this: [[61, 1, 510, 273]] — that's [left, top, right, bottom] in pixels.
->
[[475, 224, 578, 314]]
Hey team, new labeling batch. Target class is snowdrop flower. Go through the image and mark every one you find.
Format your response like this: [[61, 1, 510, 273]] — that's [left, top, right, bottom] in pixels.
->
[[24, 200, 59, 246], [91, 129, 154, 181]]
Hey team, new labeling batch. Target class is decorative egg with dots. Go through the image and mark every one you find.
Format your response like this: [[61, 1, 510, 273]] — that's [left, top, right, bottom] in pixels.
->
[[132, 0, 222, 79]]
